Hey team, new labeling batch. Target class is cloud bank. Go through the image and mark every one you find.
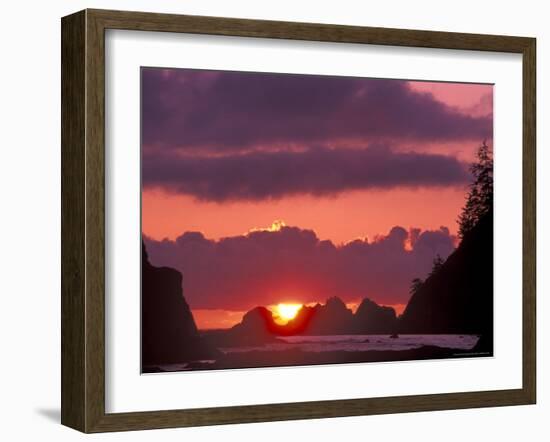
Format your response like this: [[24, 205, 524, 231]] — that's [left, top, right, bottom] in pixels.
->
[[142, 69, 492, 152], [143, 145, 469, 201], [144, 223, 456, 311]]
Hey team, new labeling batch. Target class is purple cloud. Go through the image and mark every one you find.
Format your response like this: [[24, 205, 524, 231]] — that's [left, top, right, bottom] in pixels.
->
[[142, 145, 469, 201], [144, 224, 456, 311], [142, 68, 492, 152]]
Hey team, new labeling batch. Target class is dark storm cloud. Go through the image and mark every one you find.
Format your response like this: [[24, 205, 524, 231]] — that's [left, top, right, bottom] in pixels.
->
[[142, 68, 492, 152], [142, 145, 469, 201], [144, 224, 456, 311]]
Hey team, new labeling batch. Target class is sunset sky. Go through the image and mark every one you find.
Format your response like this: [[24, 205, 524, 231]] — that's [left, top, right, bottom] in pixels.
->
[[141, 67, 493, 329]]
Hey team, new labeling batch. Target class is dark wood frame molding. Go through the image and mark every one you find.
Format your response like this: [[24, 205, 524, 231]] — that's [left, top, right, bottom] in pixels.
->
[[61, 8, 536, 433]]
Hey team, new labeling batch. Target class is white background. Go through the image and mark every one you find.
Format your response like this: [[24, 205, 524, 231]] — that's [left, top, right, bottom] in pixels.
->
[[0, 0, 547, 440], [106, 30, 523, 413]]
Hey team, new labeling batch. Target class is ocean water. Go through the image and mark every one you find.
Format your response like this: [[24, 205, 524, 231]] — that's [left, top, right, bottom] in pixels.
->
[[147, 334, 481, 372], [220, 334, 479, 354]]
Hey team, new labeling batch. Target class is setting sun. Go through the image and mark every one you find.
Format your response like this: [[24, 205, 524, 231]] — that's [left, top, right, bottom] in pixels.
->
[[274, 303, 302, 324]]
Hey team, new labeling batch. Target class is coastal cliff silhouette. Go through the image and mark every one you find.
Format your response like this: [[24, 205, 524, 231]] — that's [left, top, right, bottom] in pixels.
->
[[399, 212, 493, 351]]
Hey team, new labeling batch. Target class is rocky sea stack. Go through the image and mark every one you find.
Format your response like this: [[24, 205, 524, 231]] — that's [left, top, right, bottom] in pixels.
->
[[141, 242, 218, 367]]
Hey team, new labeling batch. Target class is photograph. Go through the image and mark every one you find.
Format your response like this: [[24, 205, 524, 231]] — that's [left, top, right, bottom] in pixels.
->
[[140, 67, 494, 373]]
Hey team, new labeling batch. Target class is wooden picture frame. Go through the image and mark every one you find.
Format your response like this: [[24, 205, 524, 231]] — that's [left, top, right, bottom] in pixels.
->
[[61, 8, 536, 433]]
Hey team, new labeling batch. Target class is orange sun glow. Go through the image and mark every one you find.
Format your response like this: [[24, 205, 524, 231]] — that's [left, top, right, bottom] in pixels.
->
[[274, 303, 302, 324]]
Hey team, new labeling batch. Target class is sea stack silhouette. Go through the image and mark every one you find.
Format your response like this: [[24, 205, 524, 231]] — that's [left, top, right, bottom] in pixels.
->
[[209, 306, 282, 347], [221, 296, 400, 339], [353, 298, 397, 334], [289, 297, 355, 335], [141, 242, 218, 367]]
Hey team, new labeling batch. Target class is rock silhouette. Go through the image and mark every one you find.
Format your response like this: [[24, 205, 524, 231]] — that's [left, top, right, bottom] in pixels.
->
[[205, 306, 282, 347], [283, 297, 354, 335], [309, 297, 353, 334], [399, 212, 493, 350], [219, 296, 400, 340], [142, 242, 218, 367], [353, 298, 397, 334]]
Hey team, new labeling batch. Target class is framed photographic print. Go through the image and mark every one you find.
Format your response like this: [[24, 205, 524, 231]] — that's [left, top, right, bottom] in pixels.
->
[[61, 9, 536, 433]]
